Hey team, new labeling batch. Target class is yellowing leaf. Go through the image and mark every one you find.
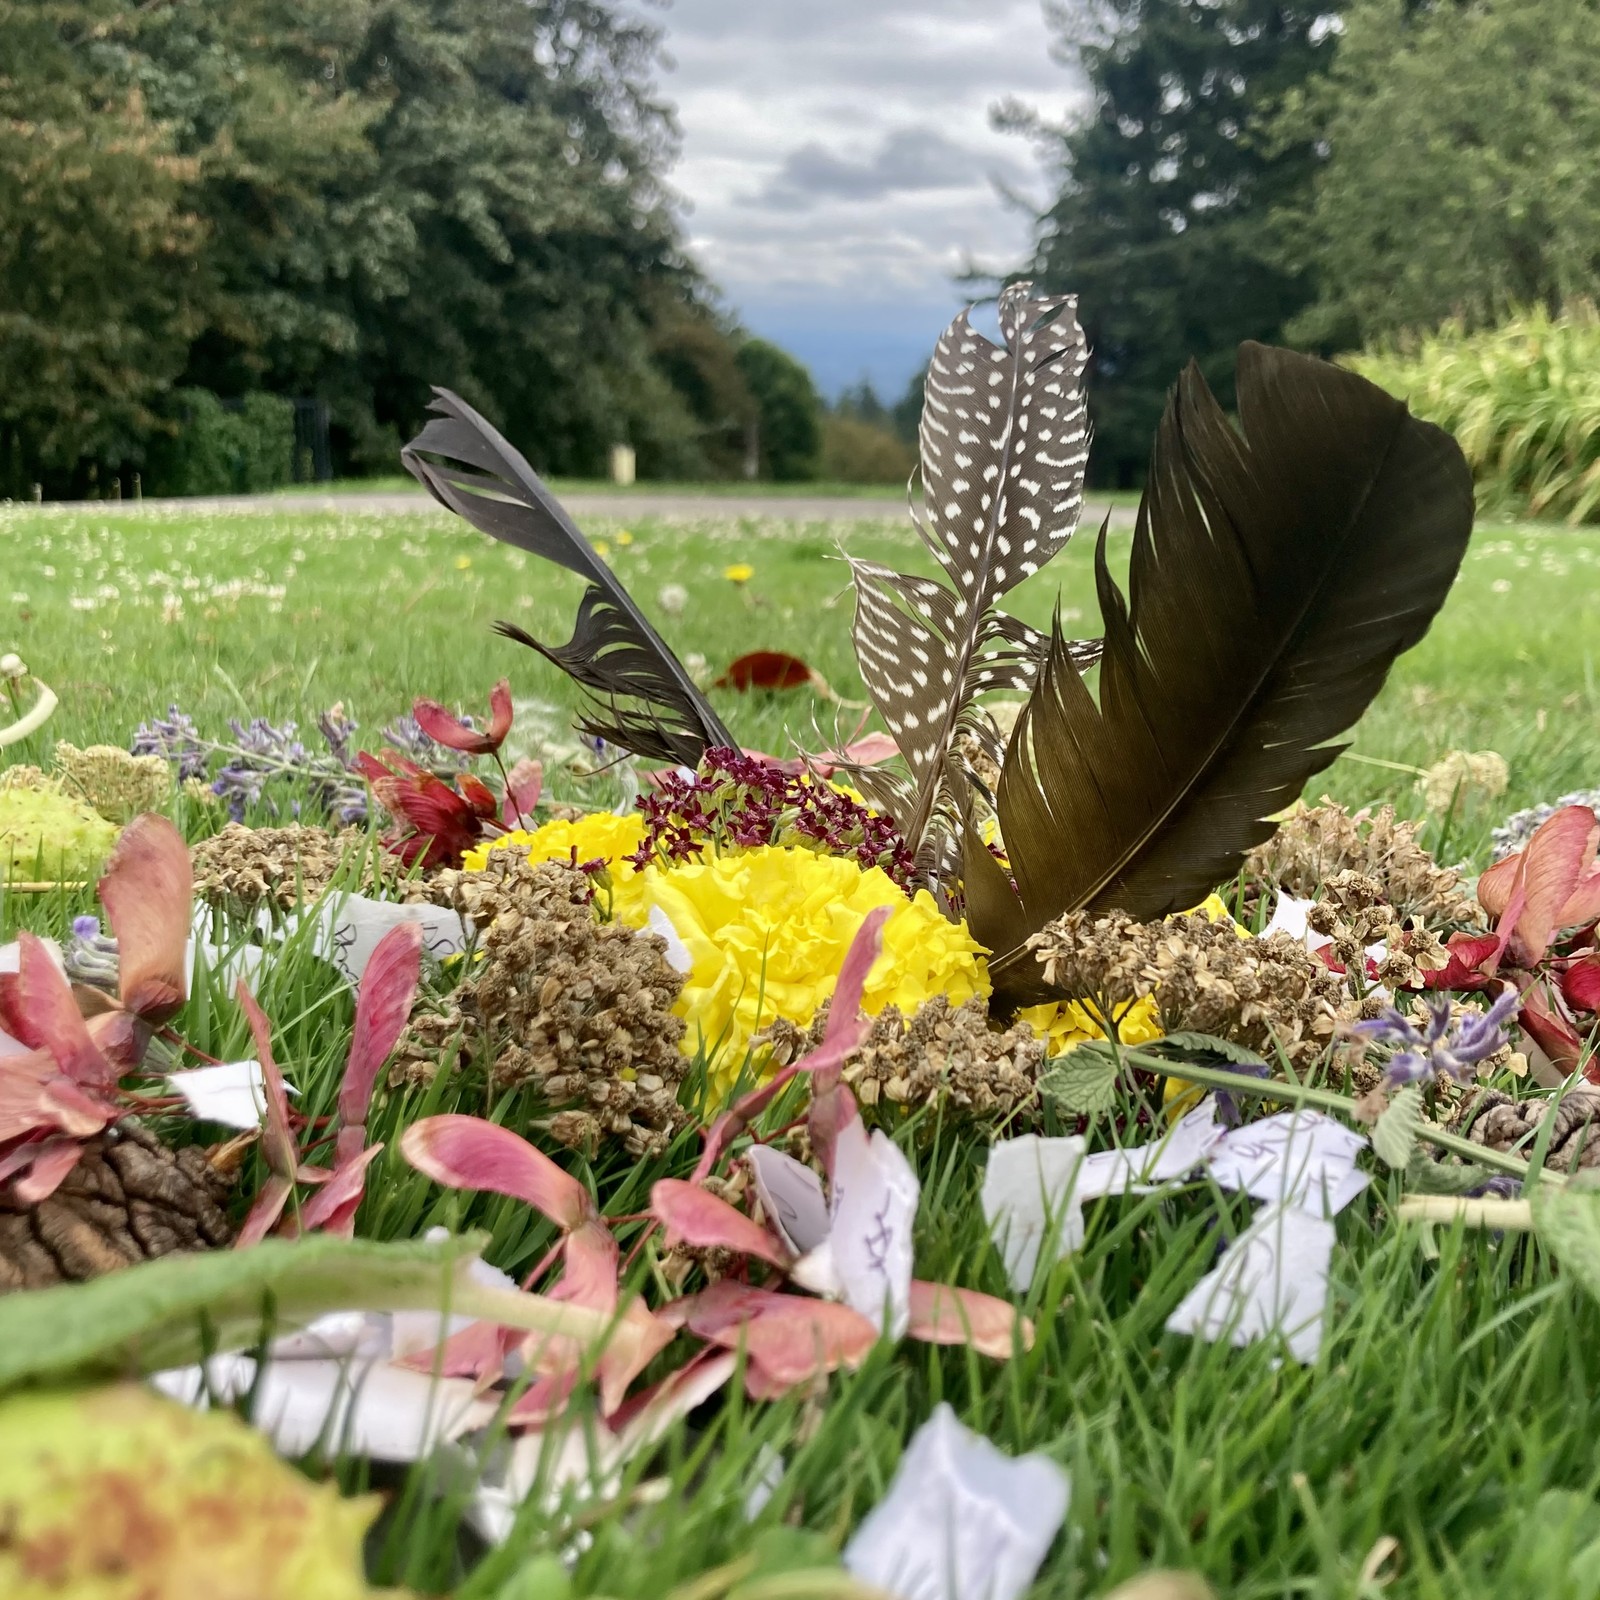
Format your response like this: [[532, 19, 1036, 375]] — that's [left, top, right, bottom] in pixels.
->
[[0, 1384, 390, 1600]]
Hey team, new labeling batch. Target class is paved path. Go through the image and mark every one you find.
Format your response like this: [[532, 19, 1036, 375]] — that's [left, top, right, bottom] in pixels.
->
[[80, 488, 1139, 526]]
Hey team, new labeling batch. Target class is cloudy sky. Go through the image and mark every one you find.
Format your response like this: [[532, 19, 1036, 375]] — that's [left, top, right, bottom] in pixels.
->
[[645, 0, 1085, 398]]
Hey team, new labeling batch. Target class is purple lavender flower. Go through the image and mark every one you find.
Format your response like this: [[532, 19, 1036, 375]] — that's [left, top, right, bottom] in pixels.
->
[[131, 705, 208, 781], [1354, 989, 1521, 1088], [382, 712, 470, 777], [71, 914, 100, 941]]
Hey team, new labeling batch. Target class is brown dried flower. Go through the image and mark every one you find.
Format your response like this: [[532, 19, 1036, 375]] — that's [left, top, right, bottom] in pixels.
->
[[1244, 800, 1475, 927], [396, 855, 687, 1157], [190, 822, 400, 914], [1029, 909, 1359, 1071], [763, 995, 1044, 1128]]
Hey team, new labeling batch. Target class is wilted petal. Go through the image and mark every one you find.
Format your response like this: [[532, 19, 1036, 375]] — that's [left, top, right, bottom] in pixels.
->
[[99, 814, 193, 1022], [1563, 956, 1600, 1014], [12, 932, 114, 1086], [1166, 1203, 1334, 1365], [298, 1143, 386, 1236], [0, 1059, 111, 1144], [907, 1281, 1031, 1359], [595, 1300, 677, 1416], [9, 1135, 89, 1203], [651, 1178, 793, 1269], [1521, 982, 1588, 1080], [843, 1403, 1070, 1600], [235, 984, 299, 1180], [980, 1134, 1088, 1292], [340, 922, 422, 1128], [401, 1114, 594, 1231], [236, 1173, 294, 1248], [710, 1297, 879, 1395], [558, 1220, 620, 1314], [501, 756, 543, 828], [412, 678, 513, 756], [1508, 805, 1597, 965]]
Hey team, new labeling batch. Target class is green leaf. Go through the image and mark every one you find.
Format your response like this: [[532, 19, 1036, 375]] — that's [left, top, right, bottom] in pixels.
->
[[0, 1230, 618, 1394], [727, 1529, 847, 1599], [1403, 1152, 1509, 1196], [491, 1556, 577, 1600], [1532, 1180, 1600, 1304], [1373, 1084, 1424, 1169], [1040, 1050, 1120, 1115], [1152, 1032, 1268, 1068]]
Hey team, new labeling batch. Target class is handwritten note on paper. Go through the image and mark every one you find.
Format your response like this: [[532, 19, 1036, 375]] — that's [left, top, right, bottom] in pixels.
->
[[744, 1143, 831, 1256], [329, 894, 470, 987], [167, 1059, 291, 1130], [843, 1403, 1070, 1600], [1165, 1203, 1335, 1365], [1077, 1099, 1228, 1200], [1206, 1111, 1369, 1218], [793, 1118, 919, 1339], [981, 1134, 1088, 1292]]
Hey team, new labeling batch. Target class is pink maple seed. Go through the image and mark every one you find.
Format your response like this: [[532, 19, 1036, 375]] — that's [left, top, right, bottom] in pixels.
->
[[297, 1142, 386, 1237], [650, 1178, 794, 1270], [501, 757, 543, 829], [339, 922, 423, 1130], [400, 1114, 595, 1232], [235, 983, 301, 1181], [412, 678, 514, 756], [906, 1281, 1034, 1359], [12, 933, 115, 1087], [98, 814, 193, 1024]]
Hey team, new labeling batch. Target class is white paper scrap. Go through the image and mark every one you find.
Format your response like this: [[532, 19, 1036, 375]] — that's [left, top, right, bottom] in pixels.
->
[[646, 903, 694, 975], [1165, 1203, 1334, 1365], [1076, 1099, 1227, 1200], [1206, 1110, 1369, 1218], [980, 1134, 1088, 1292], [792, 1118, 918, 1339], [328, 894, 470, 987], [744, 1143, 831, 1256], [167, 1059, 293, 1130], [843, 1403, 1070, 1600]]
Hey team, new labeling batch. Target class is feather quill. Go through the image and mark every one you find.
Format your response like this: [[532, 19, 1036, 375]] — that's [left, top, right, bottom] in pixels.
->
[[402, 389, 733, 766], [972, 344, 1475, 1005], [846, 283, 1100, 856]]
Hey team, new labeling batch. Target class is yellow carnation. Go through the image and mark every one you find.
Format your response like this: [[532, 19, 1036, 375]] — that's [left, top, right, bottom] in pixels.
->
[[461, 812, 645, 874], [610, 844, 988, 1089]]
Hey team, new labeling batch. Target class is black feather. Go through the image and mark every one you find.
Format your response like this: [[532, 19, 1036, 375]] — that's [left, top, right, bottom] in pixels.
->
[[402, 389, 733, 765], [971, 344, 1475, 1005]]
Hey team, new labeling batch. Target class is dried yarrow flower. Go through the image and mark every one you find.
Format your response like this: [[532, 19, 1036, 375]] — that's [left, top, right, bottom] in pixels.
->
[[395, 856, 687, 1157], [190, 823, 396, 914], [1244, 800, 1475, 927], [762, 995, 1044, 1127], [1028, 909, 1359, 1071], [630, 746, 916, 888], [53, 742, 171, 824]]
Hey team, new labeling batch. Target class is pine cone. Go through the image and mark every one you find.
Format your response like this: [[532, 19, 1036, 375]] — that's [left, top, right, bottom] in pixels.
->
[[0, 1122, 234, 1293]]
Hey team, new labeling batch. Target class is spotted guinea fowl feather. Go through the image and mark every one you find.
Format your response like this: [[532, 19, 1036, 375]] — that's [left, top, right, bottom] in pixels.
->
[[847, 283, 1099, 854], [402, 389, 733, 767]]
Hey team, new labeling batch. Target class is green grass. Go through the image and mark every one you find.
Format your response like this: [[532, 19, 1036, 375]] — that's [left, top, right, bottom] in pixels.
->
[[265, 475, 915, 500], [5, 499, 1600, 1598]]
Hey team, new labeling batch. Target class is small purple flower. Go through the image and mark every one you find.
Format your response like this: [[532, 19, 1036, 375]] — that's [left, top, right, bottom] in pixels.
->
[[71, 915, 100, 941], [131, 704, 207, 781], [1354, 989, 1521, 1088]]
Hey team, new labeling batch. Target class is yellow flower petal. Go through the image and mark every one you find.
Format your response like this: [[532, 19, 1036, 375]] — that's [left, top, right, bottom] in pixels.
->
[[461, 813, 645, 874], [722, 563, 755, 584]]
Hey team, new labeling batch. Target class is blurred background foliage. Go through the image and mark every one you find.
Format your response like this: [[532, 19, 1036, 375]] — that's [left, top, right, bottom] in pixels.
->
[[1, 0, 1596, 509]]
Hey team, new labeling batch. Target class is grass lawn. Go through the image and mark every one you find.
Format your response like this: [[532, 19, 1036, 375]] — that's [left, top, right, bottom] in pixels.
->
[[267, 475, 913, 500], [4, 497, 1600, 1597]]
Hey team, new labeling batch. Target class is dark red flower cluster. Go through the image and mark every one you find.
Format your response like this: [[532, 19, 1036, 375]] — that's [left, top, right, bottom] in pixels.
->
[[628, 747, 916, 888]]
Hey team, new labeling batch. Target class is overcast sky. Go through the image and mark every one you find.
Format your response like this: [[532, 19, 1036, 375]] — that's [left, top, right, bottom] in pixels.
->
[[647, 0, 1084, 398]]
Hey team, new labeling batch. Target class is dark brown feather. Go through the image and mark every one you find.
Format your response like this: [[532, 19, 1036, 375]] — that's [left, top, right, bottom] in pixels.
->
[[971, 344, 1475, 1005], [403, 389, 733, 765]]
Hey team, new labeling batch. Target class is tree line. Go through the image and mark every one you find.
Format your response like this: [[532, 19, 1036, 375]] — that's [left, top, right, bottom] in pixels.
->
[[0, 0, 857, 495], [1015, 0, 1600, 484]]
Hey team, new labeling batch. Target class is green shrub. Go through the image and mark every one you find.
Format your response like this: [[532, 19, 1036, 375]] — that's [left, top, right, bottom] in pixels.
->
[[146, 390, 296, 496], [818, 414, 915, 485], [1348, 304, 1600, 525]]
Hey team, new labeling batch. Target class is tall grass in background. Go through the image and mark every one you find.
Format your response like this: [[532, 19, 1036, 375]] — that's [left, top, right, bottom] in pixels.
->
[[1349, 302, 1600, 525]]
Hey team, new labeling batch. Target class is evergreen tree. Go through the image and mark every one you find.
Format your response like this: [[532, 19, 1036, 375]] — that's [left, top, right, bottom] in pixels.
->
[[736, 340, 822, 482], [1016, 1, 1343, 485]]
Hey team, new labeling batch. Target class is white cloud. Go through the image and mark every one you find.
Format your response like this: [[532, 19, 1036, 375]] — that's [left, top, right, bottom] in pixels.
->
[[644, 0, 1086, 394]]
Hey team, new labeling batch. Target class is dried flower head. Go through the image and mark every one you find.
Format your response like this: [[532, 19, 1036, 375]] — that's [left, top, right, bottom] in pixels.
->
[[397, 856, 688, 1157], [1028, 908, 1357, 1070], [1418, 749, 1509, 813], [190, 823, 393, 915], [1244, 800, 1474, 926], [54, 741, 172, 824], [763, 994, 1044, 1128]]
